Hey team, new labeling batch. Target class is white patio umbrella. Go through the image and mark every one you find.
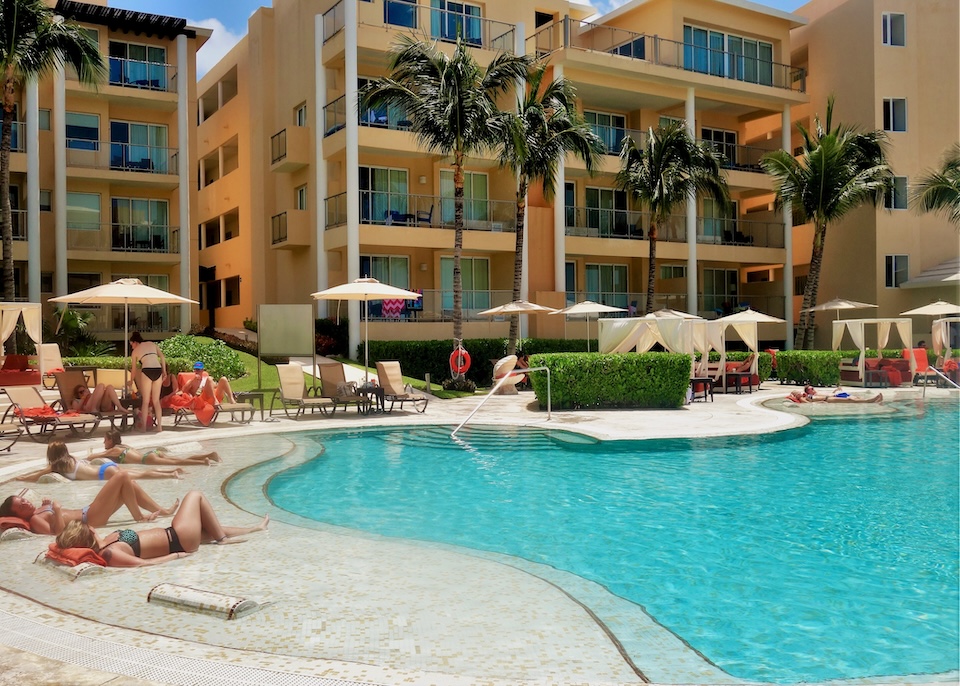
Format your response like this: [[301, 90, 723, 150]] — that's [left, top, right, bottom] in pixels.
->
[[49, 278, 197, 388], [550, 300, 626, 352], [716, 308, 786, 324], [311, 277, 421, 383], [803, 297, 877, 320], [900, 301, 960, 316], [477, 300, 558, 349]]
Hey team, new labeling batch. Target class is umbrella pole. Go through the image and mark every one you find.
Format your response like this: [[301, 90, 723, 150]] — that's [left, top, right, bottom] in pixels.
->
[[364, 302, 369, 385], [124, 303, 129, 396]]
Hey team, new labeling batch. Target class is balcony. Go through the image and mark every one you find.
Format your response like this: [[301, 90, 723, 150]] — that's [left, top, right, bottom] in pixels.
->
[[10, 210, 27, 240], [108, 56, 177, 93], [2, 121, 24, 153], [358, 289, 513, 323], [66, 139, 178, 176], [85, 304, 182, 335], [378, 1, 516, 53], [270, 127, 311, 173], [325, 191, 518, 232], [66, 223, 180, 255], [271, 210, 311, 249], [561, 291, 786, 320], [530, 18, 805, 93]]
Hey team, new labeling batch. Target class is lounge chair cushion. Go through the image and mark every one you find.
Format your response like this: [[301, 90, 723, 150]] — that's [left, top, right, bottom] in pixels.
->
[[0, 516, 29, 532], [2, 354, 29, 371]]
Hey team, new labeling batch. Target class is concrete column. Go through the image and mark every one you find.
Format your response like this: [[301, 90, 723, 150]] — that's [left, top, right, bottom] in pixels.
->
[[344, 0, 360, 360], [26, 80, 40, 302], [553, 64, 566, 294], [53, 66, 66, 296], [685, 88, 697, 315], [177, 34, 191, 331], [782, 105, 794, 349], [314, 12, 328, 318]]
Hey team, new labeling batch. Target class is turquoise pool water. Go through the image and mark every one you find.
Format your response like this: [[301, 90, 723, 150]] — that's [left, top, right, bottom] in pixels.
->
[[255, 400, 959, 684]]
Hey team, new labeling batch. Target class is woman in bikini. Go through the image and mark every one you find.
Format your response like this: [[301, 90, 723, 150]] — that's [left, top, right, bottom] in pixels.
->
[[129, 331, 167, 432], [0, 470, 179, 535], [19, 441, 184, 481], [788, 386, 883, 403], [89, 430, 221, 467], [70, 382, 129, 414], [54, 490, 269, 567]]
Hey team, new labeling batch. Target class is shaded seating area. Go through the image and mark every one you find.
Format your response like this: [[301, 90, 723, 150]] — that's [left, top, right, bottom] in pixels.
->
[[834, 318, 913, 387], [1, 385, 100, 442], [376, 361, 428, 413], [318, 363, 373, 415], [274, 363, 333, 419]]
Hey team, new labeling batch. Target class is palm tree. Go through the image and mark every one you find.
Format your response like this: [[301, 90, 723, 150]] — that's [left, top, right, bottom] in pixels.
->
[[616, 121, 728, 315], [360, 36, 530, 370], [912, 142, 960, 226], [495, 61, 603, 355], [762, 97, 892, 350], [1, 0, 105, 310]]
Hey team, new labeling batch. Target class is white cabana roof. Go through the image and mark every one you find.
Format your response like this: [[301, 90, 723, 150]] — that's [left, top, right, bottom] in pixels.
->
[[832, 318, 914, 379]]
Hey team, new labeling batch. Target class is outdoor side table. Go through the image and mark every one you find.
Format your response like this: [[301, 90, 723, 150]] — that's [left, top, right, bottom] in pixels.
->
[[690, 377, 714, 402]]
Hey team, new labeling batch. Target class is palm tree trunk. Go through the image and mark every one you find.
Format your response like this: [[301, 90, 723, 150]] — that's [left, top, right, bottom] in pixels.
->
[[796, 221, 827, 350], [507, 178, 528, 356], [452, 151, 465, 358], [2, 70, 17, 354], [645, 223, 658, 314]]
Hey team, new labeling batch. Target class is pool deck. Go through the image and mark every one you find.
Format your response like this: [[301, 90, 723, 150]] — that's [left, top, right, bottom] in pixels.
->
[[0, 380, 956, 686]]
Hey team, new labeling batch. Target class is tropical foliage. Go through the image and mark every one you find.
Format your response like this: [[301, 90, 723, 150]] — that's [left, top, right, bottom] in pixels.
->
[[912, 142, 960, 226], [762, 97, 892, 350], [617, 121, 728, 315], [494, 62, 603, 355], [42, 308, 114, 357], [0, 0, 104, 316], [360, 36, 529, 374]]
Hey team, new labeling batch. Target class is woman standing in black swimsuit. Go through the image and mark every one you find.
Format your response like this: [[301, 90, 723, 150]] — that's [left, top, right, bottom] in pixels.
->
[[129, 332, 167, 432], [55, 490, 269, 567]]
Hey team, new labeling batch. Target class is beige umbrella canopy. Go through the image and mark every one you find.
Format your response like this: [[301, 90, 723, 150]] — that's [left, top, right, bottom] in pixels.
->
[[646, 308, 702, 319], [311, 277, 422, 383], [803, 298, 878, 320], [551, 300, 627, 352], [900, 301, 960, 317], [715, 308, 785, 324], [477, 300, 558, 316]]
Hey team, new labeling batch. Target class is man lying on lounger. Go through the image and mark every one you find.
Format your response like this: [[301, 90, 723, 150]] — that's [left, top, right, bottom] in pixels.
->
[[788, 386, 882, 404]]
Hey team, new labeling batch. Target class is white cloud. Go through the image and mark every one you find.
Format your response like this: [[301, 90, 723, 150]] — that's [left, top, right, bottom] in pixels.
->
[[188, 17, 244, 80]]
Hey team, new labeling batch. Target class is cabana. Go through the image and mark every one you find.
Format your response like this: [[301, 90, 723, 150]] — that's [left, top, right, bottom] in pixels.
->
[[0, 303, 44, 385], [932, 316, 960, 363], [833, 318, 913, 386]]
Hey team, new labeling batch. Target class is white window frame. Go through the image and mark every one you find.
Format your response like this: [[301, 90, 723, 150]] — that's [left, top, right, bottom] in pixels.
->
[[885, 255, 908, 288], [883, 98, 907, 132], [296, 184, 308, 211], [882, 13, 905, 46], [660, 264, 687, 279], [295, 102, 308, 127]]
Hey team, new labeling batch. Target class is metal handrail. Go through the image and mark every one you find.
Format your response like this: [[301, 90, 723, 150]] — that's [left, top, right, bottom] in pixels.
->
[[923, 368, 960, 396], [452, 363, 551, 437]]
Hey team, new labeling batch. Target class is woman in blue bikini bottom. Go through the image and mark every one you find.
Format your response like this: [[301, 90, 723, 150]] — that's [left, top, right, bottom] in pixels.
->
[[56, 490, 269, 567]]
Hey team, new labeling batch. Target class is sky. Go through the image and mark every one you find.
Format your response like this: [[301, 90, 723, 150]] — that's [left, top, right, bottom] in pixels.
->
[[108, 0, 807, 78]]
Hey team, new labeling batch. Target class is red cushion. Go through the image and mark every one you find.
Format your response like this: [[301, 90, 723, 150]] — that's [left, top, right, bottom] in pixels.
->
[[1, 354, 27, 371], [0, 516, 30, 532], [864, 359, 880, 371]]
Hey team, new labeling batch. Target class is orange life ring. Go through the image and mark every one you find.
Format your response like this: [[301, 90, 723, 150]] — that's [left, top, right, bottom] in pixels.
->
[[450, 348, 471, 375]]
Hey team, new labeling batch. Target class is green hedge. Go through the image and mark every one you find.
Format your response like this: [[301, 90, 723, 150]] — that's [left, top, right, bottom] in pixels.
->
[[702, 351, 774, 382], [64, 356, 193, 375], [774, 348, 949, 386], [526, 352, 690, 409]]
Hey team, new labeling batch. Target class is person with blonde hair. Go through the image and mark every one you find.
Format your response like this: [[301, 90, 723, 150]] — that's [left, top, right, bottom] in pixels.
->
[[0, 470, 179, 535], [18, 441, 184, 482], [89, 430, 221, 467], [55, 490, 269, 567]]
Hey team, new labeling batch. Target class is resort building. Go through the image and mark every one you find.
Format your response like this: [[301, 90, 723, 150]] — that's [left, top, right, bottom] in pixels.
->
[[782, 0, 960, 349], [7, 0, 208, 343], [196, 0, 808, 355]]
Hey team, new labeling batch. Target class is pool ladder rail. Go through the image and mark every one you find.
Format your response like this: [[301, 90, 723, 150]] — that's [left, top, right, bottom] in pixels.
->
[[451, 358, 551, 438]]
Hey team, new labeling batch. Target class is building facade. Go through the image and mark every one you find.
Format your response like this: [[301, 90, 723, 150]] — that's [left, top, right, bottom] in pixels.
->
[[197, 0, 808, 356], [6, 0, 207, 342]]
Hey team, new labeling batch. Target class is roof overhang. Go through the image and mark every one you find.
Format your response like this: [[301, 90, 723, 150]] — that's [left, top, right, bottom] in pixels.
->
[[900, 256, 960, 289], [592, 0, 807, 29], [55, 0, 197, 40]]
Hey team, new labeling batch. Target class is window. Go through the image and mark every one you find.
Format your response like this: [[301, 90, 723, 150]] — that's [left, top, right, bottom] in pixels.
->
[[660, 116, 684, 128], [431, 0, 482, 45], [385, 0, 417, 28], [564, 182, 576, 227], [885, 255, 908, 287], [585, 263, 628, 308], [361, 167, 408, 222], [440, 170, 487, 224], [112, 198, 169, 250], [66, 192, 100, 230], [684, 26, 774, 86], [702, 198, 738, 243], [296, 185, 308, 211], [358, 77, 408, 128], [885, 176, 908, 210], [565, 261, 576, 305], [584, 111, 626, 154], [703, 268, 739, 313], [66, 112, 99, 150], [225, 276, 241, 307], [441, 256, 489, 310], [701, 127, 738, 166], [660, 265, 687, 279], [883, 98, 907, 132], [794, 274, 807, 296], [361, 255, 410, 289], [68, 273, 101, 292], [39, 190, 51, 212], [38, 109, 50, 131], [295, 103, 308, 127], [40, 272, 53, 293], [882, 13, 905, 46], [585, 187, 627, 236], [110, 121, 169, 172], [109, 41, 168, 90]]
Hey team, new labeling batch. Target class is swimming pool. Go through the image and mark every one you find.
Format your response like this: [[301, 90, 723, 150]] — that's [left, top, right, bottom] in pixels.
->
[[244, 400, 959, 684]]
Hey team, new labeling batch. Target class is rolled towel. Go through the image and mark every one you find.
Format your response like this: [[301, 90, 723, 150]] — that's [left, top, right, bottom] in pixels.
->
[[147, 583, 261, 620]]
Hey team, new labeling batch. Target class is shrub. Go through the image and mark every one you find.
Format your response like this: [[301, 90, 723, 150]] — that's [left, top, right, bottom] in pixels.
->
[[158, 335, 245, 380], [65, 355, 193, 375], [528, 352, 690, 409], [442, 376, 476, 393], [315, 335, 338, 355], [775, 350, 844, 385], [243, 317, 258, 332], [316, 318, 349, 356]]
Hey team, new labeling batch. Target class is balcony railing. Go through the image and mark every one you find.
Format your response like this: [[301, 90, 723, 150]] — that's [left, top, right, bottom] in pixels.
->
[[271, 129, 288, 164], [325, 191, 518, 232], [530, 18, 805, 93], [8, 209, 27, 240], [324, 95, 413, 135], [85, 304, 182, 334], [323, 1, 345, 43], [66, 139, 178, 175], [562, 291, 786, 320], [696, 217, 784, 248], [381, 0, 516, 52], [108, 57, 177, 93], [323, 96, 346, 137], [271, 212, 288, 244], [66, 223, 180, 254]]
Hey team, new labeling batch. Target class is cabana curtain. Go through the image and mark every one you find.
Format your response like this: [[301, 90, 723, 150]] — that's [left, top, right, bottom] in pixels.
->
[[832, 318, 915, 380], [0, 303, 42, 347], [933, 317, 959, 361]]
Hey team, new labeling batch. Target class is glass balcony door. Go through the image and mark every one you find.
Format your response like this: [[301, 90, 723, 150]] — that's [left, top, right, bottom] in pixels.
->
[[360, 167, 408, 223], [441, 170, 488, 225], [585, 263, 628, 308], [441, 256, 489, 311], [431, 0, 482, 45], [585, 187, 627, 236]]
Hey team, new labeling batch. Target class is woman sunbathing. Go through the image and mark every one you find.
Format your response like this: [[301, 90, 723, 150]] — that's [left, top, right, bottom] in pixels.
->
[[70, 383, 129, 414], [90, 430, 221, 467], [788, 386, 883, 403], [19, 441, 184, 482], [54, 490, 269, 567], [0, 470, 179, 535]]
